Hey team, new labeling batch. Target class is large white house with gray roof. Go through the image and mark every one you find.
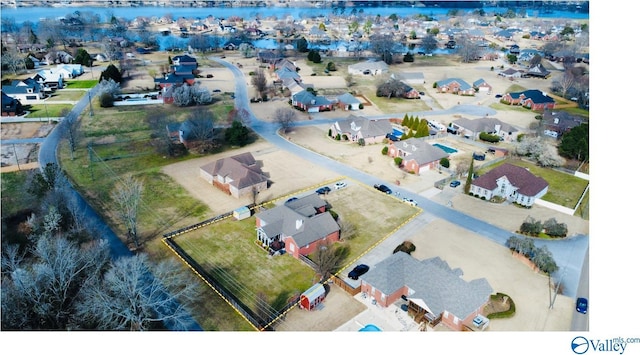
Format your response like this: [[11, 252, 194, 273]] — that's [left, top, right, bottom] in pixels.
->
[[387, 137, 449, 175], [360, 252, 493, 331]]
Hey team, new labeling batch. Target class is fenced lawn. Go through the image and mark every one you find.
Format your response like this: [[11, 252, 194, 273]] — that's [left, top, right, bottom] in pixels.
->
[[171, 182, 418, 329], [476, 158, 589, 209]]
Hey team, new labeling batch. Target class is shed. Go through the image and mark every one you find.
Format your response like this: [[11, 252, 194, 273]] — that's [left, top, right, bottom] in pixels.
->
[[233, 206, 251, 221], [299, 283, 326, 311]]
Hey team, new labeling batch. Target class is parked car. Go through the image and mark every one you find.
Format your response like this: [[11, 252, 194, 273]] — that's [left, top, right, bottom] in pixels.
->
[[286, 197, 298, 203], [402, 198, 417, 206], [334, 181, 347, 190], [348, 264, 370, 280], [374, 184, 392, 194], [450, 180, 461, 188], [576, 297, 588, 314], [495, 94, 503, 98], [316, 186, 331, 195], [385, 133, 399, 142]]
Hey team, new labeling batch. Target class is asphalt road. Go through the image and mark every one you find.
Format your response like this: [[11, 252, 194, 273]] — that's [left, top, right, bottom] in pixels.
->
[[214, 57, 589, 303]]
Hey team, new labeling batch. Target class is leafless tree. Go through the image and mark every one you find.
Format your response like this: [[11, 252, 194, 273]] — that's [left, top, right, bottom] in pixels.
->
[[111, 174, 144, 250], [251, 68, 268, 99], [337, 218, 357, 241], [75, 254, 202, 331], [273, 107, 296, 133], [314, 242, 349, 281], [369, 33, 400, 58], [376, 78, 406, 99], [455, 35, 482, 63], [421, 33, 438, 54], [455, 157, 471, 178]]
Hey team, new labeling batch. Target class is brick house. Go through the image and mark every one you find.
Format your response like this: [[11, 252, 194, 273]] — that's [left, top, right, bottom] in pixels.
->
[[360, 252, 493, 331], [331, 116, 391, 145], [470, 163, 549, 207], [199, 152, 269, 198], [473, 78, 492, 93], [255, 194, 340, 259], [1, 91, 24, 116], [387, 138, 449, 175], [291, 90, 333, 112], [435, 78, 475, 96], [502, 89, 555, 111]]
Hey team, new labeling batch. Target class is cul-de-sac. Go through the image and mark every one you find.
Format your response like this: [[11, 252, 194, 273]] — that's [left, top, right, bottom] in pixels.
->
[[1, 0, 589, 333]]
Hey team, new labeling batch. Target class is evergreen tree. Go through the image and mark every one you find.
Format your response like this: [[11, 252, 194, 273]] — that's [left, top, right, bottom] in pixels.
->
[[402, 113, 409, 126], [99, 64, 122, 84]]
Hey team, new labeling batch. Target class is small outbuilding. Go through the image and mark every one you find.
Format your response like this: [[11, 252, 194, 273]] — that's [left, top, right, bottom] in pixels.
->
[[299, 283, 326, 311], [233, 206, 251, 221]]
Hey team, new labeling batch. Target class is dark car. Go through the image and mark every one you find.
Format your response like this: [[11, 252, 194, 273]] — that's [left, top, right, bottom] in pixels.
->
[[316, 186, 331, 195], [374, 184, 392, 194], [286, 197, 298, 203], [348, 264, 369, 280], [385, 133, 399, 142], [576, 297, 588, 314], [450, 180, 461, 188], [495, 94, 503, 98]]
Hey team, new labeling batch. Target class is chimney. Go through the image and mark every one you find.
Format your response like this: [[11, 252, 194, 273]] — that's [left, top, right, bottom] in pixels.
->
[[295, 219, 304, 230]]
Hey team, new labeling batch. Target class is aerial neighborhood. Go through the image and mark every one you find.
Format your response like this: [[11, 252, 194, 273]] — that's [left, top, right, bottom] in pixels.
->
[[0, 0, 591, 335]]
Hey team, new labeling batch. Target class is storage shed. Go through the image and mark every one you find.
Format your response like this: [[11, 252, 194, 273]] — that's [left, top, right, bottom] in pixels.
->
[[299, 283, 326, 311], [233, 206, 251, 221]]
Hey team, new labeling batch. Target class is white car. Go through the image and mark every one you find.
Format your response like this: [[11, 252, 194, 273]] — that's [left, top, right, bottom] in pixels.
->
[[402, 198, 417, 206], [334, 182, 347, 190]]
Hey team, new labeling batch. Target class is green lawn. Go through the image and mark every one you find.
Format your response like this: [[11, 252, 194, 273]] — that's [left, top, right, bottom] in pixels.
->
[[0, 170, 36, 217], [65, 80, 98, 89], [476, 159, 589, 209], [47, 90, 87, 102], [24, 103, 74, 118]]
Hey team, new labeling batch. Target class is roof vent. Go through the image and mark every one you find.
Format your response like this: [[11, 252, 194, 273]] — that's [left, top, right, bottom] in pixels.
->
[[296, 219, 304, 230]]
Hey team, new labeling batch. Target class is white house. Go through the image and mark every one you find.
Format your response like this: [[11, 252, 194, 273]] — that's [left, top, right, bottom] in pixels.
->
[[347, 60, 389, 76], [469, 163, 548, 207]]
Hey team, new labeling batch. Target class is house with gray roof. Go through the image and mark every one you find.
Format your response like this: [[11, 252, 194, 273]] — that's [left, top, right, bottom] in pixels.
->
[[391, 72, 425, 85], [347, 60, 389, 76], [199, 152, 269, 199], [435, 78, 475, 96], [473, 78, 492, 93], [1, 78, 45, 103], [524, 63, 551, 79], [449, 117, 519, 142], [1, 91, 24, 116], [335, 93, 361, 111], [503, 89, 555, 111], [332, 116, 392, 145], [470, 163, 549, 207], [255, 194, 340, 259], [360, 252, 493, 331], [498, 67, 523, 78], [541, 110, 585, 139], [291, 90, 333, 112], [166, 118, 214, 148], [387, 137, 449, 175]]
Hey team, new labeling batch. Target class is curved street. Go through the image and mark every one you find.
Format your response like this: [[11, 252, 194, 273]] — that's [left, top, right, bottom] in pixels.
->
[[213, 57, 589, 304]]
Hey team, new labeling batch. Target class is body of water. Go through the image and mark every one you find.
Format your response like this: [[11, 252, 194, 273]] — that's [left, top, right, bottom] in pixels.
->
[[1, 4, 589, 24]]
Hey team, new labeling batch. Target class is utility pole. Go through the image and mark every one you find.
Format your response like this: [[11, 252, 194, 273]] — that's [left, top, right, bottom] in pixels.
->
[[88, 91, 94, 117], [12, 144, 20, 170]]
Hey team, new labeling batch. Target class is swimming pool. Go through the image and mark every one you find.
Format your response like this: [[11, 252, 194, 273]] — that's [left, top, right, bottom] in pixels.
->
[[432, 143, 458, 154], [359, 324, 382, 332], [392, 128, 404, 138]]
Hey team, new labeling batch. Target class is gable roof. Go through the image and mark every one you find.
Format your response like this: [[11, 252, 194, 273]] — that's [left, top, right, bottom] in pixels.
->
[[348, 60, 389, 72], [452, 117, 517, 134], [200, 152, 268, 190], [292, 90, 332, 106], [472, 163, 548, 197], [336, 93, 360, 105], [336, 116, 392, 139], [436, 78, 472, 91], [362, 252, 493, 320], [394, 137, 449, 165], [507, 89, 555, 104], [526, 63, 550, 77]]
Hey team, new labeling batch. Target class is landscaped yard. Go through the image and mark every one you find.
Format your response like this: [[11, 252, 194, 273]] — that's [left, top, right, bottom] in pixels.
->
[[24, 103, 74, 118], [64, 79, 99, 89]]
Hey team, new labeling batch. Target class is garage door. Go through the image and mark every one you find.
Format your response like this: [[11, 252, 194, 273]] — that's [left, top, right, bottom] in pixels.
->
[[308, 107, 319, 113]]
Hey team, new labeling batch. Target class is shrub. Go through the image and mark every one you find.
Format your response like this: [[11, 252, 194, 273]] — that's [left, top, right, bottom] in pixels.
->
[[342, 134, 348, 141], [99, 92, 114, 107], [393, 241, 416, 255], [394, 157, 403, 166], [486, 293, 516, 319], [358, 138, 365, 146], [381, 146, 388, 155], [439, 157, 450, 168]]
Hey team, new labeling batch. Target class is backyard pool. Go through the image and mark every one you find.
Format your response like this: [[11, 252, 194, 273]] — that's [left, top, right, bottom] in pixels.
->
[[432, 143, 458, 154], [359, 324, 382, 332]]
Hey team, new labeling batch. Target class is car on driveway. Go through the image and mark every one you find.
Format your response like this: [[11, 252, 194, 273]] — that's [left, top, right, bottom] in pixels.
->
[[316, 186, 331, 195], [348, 264, 370, 280], [334, 181, 347, 190], [286, 197, 298, 203], [374, 184, 392, 194], [449, 180, 461, 188], [402, 198, 417, 206], [576, 297, 588, 314]]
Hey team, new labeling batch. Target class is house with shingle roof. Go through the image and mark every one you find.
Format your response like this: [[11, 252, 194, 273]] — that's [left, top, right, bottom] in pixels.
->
[[387, 137, 450, 175], [1, 91, 24, 116], [335, 93, 361, 111], [473, 78, 492, 93], [524, 63, 551, 79], [498, 67, 523, 78], [172, 54, 198, 68], [166, 118, 215, 148], [470, 163, 548, 207], [291, 90, 333, 112], [435, 78, 475, 96], [347, 60, 389, 76], [360, 252, 493, 331], [1, 78, 45, 103], [199, 152, 269, 199], [449, 117, 518, 142], [541, 110, 585, 139], [255, 194, 340, 259], [331, 115, 392, 144], [502, 89, 555, 111]]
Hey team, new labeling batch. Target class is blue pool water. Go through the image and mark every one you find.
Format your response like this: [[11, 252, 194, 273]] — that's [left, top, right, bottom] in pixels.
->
[[392, 128, 404, 137], [432, 143, 458, 154], [359, 324, 381, 332]]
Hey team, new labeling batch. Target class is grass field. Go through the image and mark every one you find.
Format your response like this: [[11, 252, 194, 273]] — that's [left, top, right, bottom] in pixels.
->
[[24, 103, 74, 118], [47, 90, 87, 102], [65, 80, 99, 89]]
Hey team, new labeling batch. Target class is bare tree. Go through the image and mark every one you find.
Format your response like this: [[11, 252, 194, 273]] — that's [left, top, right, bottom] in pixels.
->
[[421, 33, 438, 54], [251, 68, 268, 99], [273, 107, 295, 133], [314, 242, 349, 281], [376, 78, 406, 99], [75, 254, 202, 331], [455, 158, 471, 179], [111, 174, 144, 250], [455, 35, 482, 63], [337, 218, 357, 241]]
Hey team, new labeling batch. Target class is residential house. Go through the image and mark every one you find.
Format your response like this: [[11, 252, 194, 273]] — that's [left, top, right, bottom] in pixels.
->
[[524, 63, 551, 79], [1, 78, 45, 103], [257, 50, 283, 64], [473, 78, 492, 93], [1, 91, 24, 116], [199, 152, 269, 199], [470, 163, 549, 207], [32, 69, 65, 91], [275, 66, 301, 83], [509, 44, 520, 56], [541, 110, 585, 139], [518, 49, 542, 63], [335, 93, 361, 111], [391, 72, 425, 85], [360, 252, 493, 331], [502, 89, 555, 111], [255, 194, 340, 259], [498, 67, 523, 79], [331, 116, 392, 144], [387, 137, 449, 175], [172, 54, 198, 69], [399, 81, 420, 99], [435, 78, 475, 96], [291, 90, 333, 112], [55, 64, 84, 78], [347, 60, 389, 76], [449, 117, 518, 142], [166, 118, 214, 148]]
